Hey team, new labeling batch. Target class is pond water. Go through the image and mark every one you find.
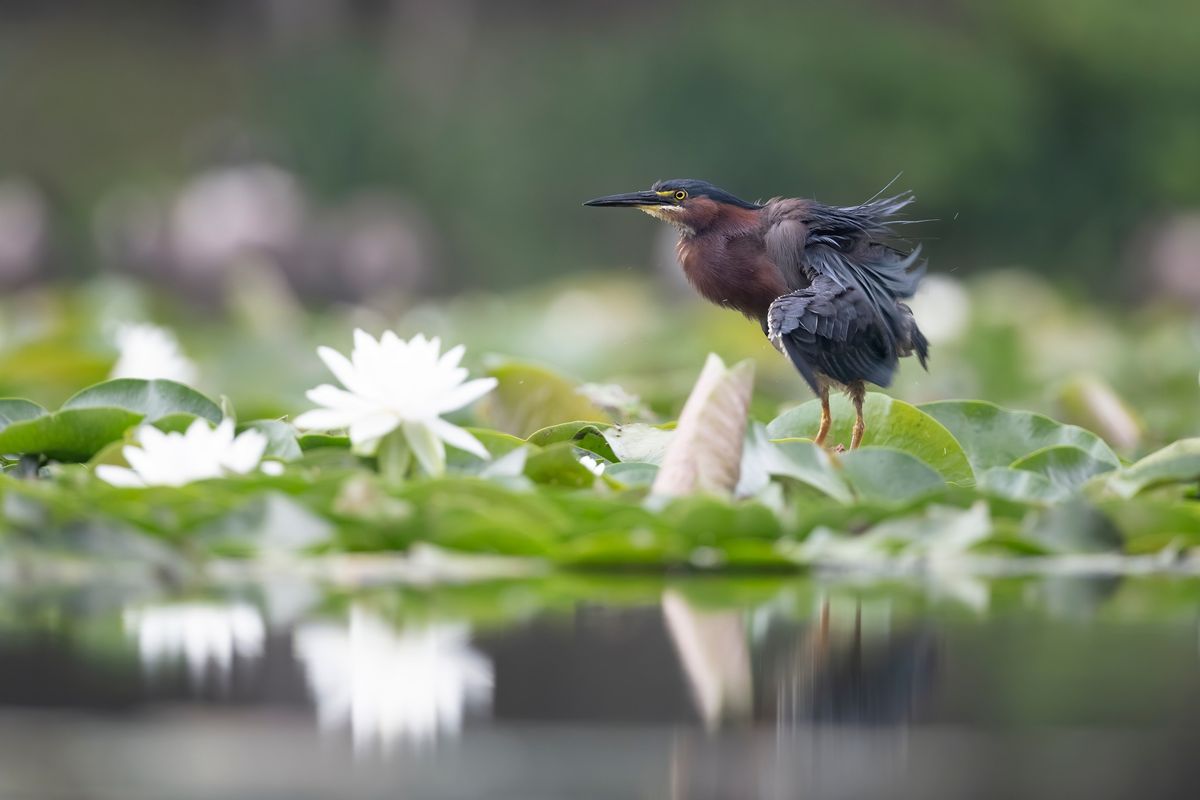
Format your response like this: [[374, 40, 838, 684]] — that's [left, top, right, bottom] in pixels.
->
[[2, 572, 1199, 799]]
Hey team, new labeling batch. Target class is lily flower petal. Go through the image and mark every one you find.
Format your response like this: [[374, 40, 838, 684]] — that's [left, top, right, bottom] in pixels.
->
[[294, 408, 359, 431], [317, 346, 368, 397], [438, 377, 499, 414], [95, 465, 146, 487], [428, 418, 490, 460], [224, 429, 269, 474], [349, 413, 401, 447]]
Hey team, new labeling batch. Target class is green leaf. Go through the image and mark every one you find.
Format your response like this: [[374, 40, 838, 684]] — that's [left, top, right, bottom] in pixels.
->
[[1106, 438, 1200, 498], [478, 361, 610, 436], [1010, 444, 1115, 493], [1098, 498, 1200, 553], [768, 393, 972, 484], [0, 407, 144, 461], [554, 528, 681, 567], [839, 446, 945, 504], [919, 400, 1119, 475], [0, 399, 47, 431], [663, 495, 783, 543], [791, 502, 992, 566], [240, 419, 303, 461], [527, 421, 617, 461], [63, 379, 222, 424]]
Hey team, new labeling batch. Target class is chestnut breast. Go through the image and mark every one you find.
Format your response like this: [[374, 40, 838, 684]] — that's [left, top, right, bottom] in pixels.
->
[[677, 225, 790, 322]]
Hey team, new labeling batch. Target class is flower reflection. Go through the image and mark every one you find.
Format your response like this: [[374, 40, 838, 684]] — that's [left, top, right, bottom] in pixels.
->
[[293, 608, 493, 752], [123, 602, 265, 686]]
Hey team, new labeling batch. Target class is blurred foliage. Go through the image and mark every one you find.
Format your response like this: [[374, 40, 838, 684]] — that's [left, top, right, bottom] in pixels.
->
[[0, 288, 1197, 572], [1, 0, 1199, 292]]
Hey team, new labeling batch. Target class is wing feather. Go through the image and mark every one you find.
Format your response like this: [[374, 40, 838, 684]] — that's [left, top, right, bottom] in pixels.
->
[[767, 277, 897, 393]]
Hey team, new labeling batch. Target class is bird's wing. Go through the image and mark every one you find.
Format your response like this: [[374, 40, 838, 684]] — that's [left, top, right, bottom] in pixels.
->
[[766, 277, 897, 393], [764, 194, 925, 299], [762, 207, 814, 292], [764, 194, 925, 350]]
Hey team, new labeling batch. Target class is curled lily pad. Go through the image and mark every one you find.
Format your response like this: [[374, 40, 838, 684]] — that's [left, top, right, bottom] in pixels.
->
[[652, 354, 754, 497], [768, 393, 972, 485]]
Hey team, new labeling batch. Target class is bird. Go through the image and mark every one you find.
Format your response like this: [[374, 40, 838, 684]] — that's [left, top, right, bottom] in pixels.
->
[[584, 179, 928, 449]]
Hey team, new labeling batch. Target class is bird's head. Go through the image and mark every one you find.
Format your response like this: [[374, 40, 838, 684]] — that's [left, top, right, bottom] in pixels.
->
[[584, 179, 761, 233]]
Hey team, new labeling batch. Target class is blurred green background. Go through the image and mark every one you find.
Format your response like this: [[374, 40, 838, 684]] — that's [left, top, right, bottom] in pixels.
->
[[0, 0, 1197, 445]]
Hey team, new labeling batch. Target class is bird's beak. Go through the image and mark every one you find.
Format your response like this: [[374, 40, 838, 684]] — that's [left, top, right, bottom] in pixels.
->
[[583, 190, 671, 208]]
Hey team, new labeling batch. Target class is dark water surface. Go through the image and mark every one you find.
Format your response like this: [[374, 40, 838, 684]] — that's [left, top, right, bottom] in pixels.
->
[[2, 573, 1199, 799]]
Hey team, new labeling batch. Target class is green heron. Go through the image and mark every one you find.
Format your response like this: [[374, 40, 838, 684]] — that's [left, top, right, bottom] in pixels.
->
[[585, 179, 928, 449]]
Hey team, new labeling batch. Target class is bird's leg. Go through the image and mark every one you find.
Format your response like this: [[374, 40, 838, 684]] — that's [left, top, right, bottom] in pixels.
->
[[849, 383, 866, 450], [813, 383, 831, 447]]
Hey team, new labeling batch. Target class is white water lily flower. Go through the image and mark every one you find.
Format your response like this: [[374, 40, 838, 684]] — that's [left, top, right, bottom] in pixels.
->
[[110, 322, 200, 385], [294, 330, 497, 474], [96, 418, 268, 487]]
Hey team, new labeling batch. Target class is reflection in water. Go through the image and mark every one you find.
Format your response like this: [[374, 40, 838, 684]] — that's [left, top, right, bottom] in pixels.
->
[[662, 590, 753, 729], [3, 577, 1200, 798], [123, 602, 265, 687], [772, 598, 939, 727], [293, 608, 493, 753]]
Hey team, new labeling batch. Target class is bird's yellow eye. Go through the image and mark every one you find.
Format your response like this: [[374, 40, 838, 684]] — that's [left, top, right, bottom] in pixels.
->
[[674, 190, 687, 201]]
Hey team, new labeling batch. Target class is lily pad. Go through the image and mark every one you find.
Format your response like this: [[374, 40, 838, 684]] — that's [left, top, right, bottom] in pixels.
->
[[0, 399, 47, 430], [524, 441, 603, 488], [768, 393, 972, 484], [757, 438, 853, 502], [1106, 438, 1200, 498], [976, 466, 1069, 504], [527, 421, 617, 461], [240, 419, 303, 461], [839, 446, 946, 504], [603, 461, 659, 487], [64, 379, 222, 424], [919, 400, 1119, 474], [603, 423, 673, 465], [478, 362, 610, 436], [0, 407, 144, 461], [1010, 444, 1116, 493]]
